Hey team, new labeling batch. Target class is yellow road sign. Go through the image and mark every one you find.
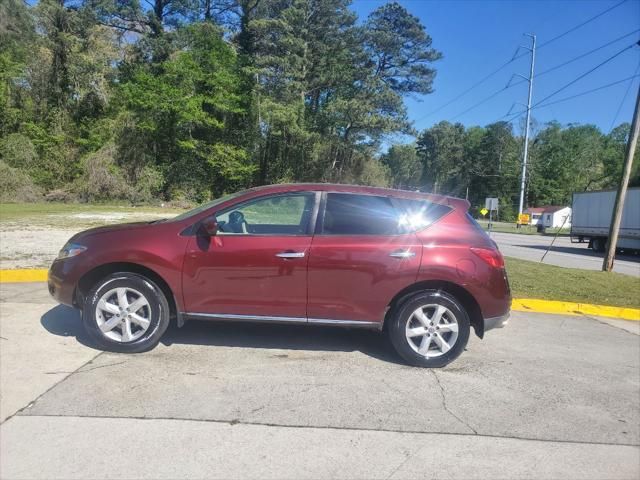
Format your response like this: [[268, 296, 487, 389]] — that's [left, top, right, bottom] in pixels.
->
[[518, 213, 530, 224], [480, 208, 488, 216]]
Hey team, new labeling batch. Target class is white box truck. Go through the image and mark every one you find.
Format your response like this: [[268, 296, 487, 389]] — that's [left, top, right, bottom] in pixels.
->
[[571, 188, 640, 252]]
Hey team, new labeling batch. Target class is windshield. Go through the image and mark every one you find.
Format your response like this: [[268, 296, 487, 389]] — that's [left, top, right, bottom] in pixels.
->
[[169, 190, 248, 222]]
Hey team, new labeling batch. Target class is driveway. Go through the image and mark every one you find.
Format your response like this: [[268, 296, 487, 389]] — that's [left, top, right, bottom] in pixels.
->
[[1, 282, 638, 479], [490, 232, 640, 277]]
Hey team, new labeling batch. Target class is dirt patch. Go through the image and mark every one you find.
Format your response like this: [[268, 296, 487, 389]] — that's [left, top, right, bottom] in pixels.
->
[[1, 228, 79, 269], [0, 209, 178, 269]]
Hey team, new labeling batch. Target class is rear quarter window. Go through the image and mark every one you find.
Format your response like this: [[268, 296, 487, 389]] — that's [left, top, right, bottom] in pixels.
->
[[393, 198, 452, 233]]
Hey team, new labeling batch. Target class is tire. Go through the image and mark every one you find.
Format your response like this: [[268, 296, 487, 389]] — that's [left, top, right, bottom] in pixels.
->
[[388, 291, 470, 368], [83, 272, 170, 353], [591, 237, 605, 252]]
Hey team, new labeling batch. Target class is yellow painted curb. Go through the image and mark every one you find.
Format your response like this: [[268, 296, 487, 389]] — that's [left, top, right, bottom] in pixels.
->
[[512, 298, 640, 322], [0, 269, 48, 283]]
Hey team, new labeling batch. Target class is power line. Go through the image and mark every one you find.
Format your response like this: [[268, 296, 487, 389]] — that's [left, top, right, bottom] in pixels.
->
[[448, 31, 640, 121], [536, 29, 640, 79], [413, 0, 629, 125], [537, 0, 628, 49], [609, 63, 640, 131], [536, 74, 640, 109], [532, 42, 638, 109], [413, 59, 514, 122], [449, 85, 510, 121], [504, 73, 640, 122]]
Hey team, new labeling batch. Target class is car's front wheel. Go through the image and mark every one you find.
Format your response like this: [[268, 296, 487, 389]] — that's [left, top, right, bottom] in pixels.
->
[[83, 272, 170, 353], [388, 291, 470, 368]]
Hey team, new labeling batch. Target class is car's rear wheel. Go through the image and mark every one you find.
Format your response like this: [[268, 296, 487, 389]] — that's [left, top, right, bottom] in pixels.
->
[[83, 272, 170, 353], [388, 291, 470, 368]]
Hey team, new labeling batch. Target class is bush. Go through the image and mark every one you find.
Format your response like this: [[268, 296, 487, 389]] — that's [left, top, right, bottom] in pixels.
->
[[74, 143, 164, 204], [0, 133, 38, 169], [129, 165, 163, 204], [44, 189, 76, 203], [0, 160, 43, 202], [74, 143, 132, 202]]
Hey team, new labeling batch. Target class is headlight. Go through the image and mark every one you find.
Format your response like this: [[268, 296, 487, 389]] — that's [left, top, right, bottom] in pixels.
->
[[56, 242, 87, 260]]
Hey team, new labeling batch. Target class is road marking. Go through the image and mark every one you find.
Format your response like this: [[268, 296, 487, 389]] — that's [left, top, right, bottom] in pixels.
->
[[1, 269, 638, 321], [0, 269, 48, 283], [512, 298, 640, 322]]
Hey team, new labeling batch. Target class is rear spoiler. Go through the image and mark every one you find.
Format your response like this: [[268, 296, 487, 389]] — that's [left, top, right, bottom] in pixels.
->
[[447, 197, 471, 211]]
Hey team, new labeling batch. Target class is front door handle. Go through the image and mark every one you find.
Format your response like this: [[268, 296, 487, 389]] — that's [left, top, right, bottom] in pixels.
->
[[276, 251, 306, 259], [389, 250, 416, 259]]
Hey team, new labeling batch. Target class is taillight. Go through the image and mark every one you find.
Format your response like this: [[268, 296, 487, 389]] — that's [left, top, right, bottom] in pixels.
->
[[470, 247, 505, 269]]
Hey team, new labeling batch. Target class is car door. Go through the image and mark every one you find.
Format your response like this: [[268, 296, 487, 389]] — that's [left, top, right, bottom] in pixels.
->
[[182, 191, 318, 319], [306, 192, 423, 325]]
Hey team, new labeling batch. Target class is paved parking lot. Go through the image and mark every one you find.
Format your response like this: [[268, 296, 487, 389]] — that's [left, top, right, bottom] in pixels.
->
[[1, 282, 639, 479]]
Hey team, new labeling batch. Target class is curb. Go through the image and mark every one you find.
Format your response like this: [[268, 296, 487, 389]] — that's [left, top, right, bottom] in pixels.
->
[[0, 269, 48, 283], [0, 269, 638, 322], [511, 298, 640, 322]]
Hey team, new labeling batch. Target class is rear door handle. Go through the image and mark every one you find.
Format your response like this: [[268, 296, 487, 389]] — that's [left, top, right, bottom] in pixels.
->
[[276, 251, 306, 259], [389, 250, 416, 258]]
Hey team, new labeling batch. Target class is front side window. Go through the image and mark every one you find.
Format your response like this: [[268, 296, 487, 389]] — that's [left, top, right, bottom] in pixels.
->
[[215, 193, 315, 235]]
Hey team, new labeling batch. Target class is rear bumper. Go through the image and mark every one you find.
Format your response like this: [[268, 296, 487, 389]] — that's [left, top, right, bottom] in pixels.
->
[[484, 312, 510, 332]]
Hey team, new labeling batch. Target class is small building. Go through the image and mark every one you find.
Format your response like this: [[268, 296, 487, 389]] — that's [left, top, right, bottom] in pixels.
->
[[524, 207, 545, 226], [525, 206, 571, 228]]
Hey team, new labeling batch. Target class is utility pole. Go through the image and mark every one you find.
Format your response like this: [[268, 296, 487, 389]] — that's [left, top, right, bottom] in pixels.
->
[[517, 34, 536, 226], [603, 83, 640, 272]]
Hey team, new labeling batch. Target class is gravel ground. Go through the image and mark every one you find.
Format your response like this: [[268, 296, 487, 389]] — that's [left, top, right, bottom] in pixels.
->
[[0, 211, 173, 269]]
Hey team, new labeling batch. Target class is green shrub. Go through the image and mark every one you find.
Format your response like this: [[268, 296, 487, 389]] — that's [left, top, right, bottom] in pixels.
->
[[0, 160, 43, 202], [74, 143, 131, 202], [0, 133, 38, 169]]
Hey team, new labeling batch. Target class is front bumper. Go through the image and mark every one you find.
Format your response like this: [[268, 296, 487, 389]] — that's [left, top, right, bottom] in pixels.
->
[[47, 259, 80, 307], [484, 312, 510, 332]]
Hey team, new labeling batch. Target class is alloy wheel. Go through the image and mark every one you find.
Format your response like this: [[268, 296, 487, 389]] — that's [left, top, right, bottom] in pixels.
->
[[95, 287, 151, 343], [405, 304, 459, 358]]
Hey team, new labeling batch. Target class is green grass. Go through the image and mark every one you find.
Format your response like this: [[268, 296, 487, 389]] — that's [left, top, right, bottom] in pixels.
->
[[0, 203, 188, 229], [506, 257, 640, 308], [476, 220, 570, 236]]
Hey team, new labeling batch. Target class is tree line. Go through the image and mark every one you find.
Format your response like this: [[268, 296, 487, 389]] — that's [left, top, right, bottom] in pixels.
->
[[0, 0, 637, 215], [383, 120, 639, 220]]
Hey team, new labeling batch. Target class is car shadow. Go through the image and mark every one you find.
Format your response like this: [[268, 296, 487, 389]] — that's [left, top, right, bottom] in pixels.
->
[[515, 244, 640, 261], [40, 305, 405, 365], [40, 304, 101, 350]]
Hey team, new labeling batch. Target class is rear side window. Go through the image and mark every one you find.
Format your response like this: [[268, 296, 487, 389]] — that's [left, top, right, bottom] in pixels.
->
[[321, 193, 398, 235], [320, 193, 451, 235], [393, 198, 452, 233]]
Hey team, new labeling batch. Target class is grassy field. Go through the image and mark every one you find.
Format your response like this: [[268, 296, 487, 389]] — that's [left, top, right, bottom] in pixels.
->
[[477, 220, 570, 236], [505, 257, 640, 308], [0, 203, 188, 229]]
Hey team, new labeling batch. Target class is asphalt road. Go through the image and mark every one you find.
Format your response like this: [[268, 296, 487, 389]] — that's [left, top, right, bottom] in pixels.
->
[[1, 282, 639, 479], [489, 231, 640, 277]]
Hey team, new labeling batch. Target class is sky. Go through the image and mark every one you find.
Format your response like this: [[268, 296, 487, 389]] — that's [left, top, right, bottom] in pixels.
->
[[350, 0, 640, 136]]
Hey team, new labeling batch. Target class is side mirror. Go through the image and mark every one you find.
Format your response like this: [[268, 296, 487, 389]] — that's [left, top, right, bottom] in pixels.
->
[[200, 217, 218, 236]]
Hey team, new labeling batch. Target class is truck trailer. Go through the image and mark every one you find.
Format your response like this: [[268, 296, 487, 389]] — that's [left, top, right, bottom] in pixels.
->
[[571, 188, 640, 252]]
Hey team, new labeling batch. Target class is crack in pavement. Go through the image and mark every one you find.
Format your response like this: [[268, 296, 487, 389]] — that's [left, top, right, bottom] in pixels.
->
[[8, 413, 640, 448], [432, 369, 478, 435], [0, 351, 105, 426]]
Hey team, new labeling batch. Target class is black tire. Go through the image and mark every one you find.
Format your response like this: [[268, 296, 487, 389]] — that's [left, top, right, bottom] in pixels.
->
[[388, 291, 470, 368], [591, 237, 605, 252], [83, 272, 170, 353]]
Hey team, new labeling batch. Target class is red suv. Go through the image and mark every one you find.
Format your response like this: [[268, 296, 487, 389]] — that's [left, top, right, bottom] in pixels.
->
[[48, 184, 510, 367]]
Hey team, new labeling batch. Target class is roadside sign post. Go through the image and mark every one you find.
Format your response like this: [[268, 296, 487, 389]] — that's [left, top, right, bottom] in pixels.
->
[[485, 198, 499, 234]]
